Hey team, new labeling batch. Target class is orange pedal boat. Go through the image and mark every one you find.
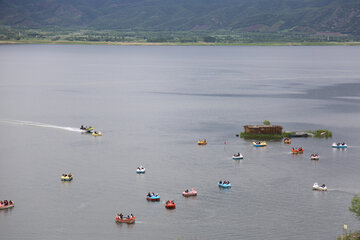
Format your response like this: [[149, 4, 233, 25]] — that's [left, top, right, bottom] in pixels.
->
[[165, 200, 176, 209], [115, 215, 135, 224]]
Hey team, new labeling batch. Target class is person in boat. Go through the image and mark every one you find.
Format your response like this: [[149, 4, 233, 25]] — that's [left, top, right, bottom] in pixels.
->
[[147, 192, 151, 197], [68, 174, 72, 177], [185, 189, 189, 193], [342, 142, 345, 145], [119, 213, 123, 219], [219, 180, 222, 184], [9, 200, 13, 205], [321, 184, 326, 188], [130, 214, 134, 218]]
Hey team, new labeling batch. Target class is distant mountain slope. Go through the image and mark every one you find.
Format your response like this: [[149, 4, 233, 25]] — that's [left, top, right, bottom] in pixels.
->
[[1, 0, 360, 35]]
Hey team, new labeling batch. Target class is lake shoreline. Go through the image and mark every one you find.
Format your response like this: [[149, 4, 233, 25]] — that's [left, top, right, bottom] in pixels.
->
[[1, 40, 360, 46]]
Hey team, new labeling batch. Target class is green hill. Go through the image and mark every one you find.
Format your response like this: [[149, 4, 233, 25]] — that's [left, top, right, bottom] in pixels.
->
[[1, 0, 360, 42]]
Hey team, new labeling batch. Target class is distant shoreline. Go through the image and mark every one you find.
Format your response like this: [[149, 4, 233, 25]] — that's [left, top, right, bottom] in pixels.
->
[[1, 40, 360, 46]]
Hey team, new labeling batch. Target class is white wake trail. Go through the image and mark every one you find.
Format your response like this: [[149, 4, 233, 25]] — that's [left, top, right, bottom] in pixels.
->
[[0, 120, 84, 132]]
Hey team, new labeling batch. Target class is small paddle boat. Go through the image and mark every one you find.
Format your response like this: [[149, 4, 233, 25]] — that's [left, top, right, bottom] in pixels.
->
[[310, 154, 319, 160], [284, 138, 291, 144], [291, 148, 298, 154], [165, 200, 176, 209], [297, 147, 304, 154], [115, 214, 135, 224], [92, 131, 102, 136], [332, 142, 347, 148], [197, 139, 207, 145], [253, 141, 266, 147], [61, 174, 73, 181], [146, 193, 160, 201], [232, 153, 243, 160], [313, 182, 327, 191], [218, 181, 231, 188], [136, 166, 145, 174], [182, 188, 197, 197], [0, 200, 14, 210]]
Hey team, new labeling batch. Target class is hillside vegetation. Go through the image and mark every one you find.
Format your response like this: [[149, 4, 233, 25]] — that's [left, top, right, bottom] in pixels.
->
[[1, 0, 360, 43]]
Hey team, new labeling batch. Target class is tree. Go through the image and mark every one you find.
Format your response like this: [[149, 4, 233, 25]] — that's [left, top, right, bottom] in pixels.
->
[[349, 194, 360, 221], [263, 120, 271, 125]]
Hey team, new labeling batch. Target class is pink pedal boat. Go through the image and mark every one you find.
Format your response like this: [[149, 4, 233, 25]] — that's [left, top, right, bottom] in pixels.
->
[[182, 188, 197, 197]]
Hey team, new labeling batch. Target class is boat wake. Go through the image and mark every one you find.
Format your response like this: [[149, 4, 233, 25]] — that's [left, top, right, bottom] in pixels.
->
[[0, 120, 83, 133]]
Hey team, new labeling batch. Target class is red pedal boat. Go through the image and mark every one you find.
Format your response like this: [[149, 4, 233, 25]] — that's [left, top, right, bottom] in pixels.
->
[[165, 201, 176, 209], [115, 215, 135, 224]]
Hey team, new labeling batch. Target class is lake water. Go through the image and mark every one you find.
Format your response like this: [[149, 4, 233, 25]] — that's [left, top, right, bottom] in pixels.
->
[[0, 45, 360, 240]]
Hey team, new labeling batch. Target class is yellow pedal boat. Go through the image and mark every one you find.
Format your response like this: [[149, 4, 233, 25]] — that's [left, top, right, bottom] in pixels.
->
[[92, 131, 102, 136], [61, 174, 73, 181], [197, 139, 207, 145]]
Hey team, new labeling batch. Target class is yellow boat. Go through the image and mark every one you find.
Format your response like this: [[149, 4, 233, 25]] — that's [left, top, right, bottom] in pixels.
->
[[197, 139, 207, 145], [284, 138, 291, 144], [252, 141, 267, 147], [61, 174, 73, 181], [92, 131, 102, 136]]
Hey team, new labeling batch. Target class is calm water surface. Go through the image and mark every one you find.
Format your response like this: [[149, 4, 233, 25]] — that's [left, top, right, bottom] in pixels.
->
[[0, 45, 360, 240]]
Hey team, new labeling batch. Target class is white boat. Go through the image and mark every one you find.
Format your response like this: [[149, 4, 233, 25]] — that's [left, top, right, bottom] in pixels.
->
[[136, 166, 145, 173], [332, 142, 347, 148], [310, 154, 319, 160], [232, 153, 243, 160], [313, 182, 327, 191]]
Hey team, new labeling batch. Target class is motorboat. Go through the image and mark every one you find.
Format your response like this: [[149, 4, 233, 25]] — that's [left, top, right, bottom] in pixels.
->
[[165, 201, 176, 209], [253, 141, 267, 147], [310, 154, 319, 160], [218, 181, 231, 188], [284, 138, 291, 144], [332, 142, 347, 148], [115, 215, 135, 224], [61, 174, 73, 181], [92, 131, 102, 136], [232, 153, 243, 160], [197, 139, 207, 145], [0, 201, 14, 210], [146, 193, 160, 201], [182, 188, 197, 197], [136, 166, 145, 174], [80, 126, 94, 133], [313, 182, 327, 191]]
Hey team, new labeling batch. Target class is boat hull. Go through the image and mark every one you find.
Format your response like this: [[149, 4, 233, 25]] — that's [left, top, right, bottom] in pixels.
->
[[115, 216, 135, 224], [218, 183, 231, 188], [0, 204, 14, 210], [146, 196, 160, 201], [165, 203, 176, 209]]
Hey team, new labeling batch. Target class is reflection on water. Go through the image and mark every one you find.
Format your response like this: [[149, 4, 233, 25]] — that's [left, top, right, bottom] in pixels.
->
[[0, 45, 360, 240]]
